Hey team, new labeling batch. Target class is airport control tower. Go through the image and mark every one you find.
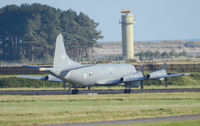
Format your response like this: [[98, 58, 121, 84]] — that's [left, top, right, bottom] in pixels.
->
[[120, 10, 135, 60]]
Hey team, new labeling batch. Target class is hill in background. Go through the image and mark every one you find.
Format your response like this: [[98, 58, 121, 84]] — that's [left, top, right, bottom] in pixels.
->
[[92, 40, 200, 61]]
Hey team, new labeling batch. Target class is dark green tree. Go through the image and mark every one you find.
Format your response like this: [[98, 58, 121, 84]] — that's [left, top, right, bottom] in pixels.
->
[[0, 4, 103, 62]]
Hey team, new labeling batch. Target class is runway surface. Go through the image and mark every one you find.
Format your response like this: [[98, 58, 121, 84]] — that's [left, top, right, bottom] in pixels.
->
[[0, 89, 200, 95], [50, 114, 200, 126]]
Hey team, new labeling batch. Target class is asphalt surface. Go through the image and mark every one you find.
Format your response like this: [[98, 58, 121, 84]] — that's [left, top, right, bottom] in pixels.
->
[[0, 89, 200, 95], [50, 114, 200, 126]]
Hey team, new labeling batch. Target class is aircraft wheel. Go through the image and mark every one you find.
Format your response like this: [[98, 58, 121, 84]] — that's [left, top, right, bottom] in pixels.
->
[[124, 89, 132, 93], [72, 89, 79, 94], [124, 89, 128, 93]]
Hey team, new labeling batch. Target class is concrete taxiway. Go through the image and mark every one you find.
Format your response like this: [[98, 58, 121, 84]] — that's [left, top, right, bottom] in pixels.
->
[[0, 89, 200, 95], [50, 114, 200, 126]]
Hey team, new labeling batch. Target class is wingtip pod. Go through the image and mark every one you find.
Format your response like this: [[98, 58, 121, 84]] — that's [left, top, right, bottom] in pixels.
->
[[23, 65, 52, 72], [184, 73, 190, 76], [39, 68, 46, 71]]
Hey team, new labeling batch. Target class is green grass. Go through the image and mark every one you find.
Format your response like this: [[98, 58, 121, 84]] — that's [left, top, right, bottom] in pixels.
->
[[0, 93, 200, 126], [0, 75, 63, 88], [0, 87, 65, 91]]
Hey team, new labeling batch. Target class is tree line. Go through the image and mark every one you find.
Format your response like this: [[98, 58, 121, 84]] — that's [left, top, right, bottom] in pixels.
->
[[0, 3, 103, 62], [136, 50, 187, 61]]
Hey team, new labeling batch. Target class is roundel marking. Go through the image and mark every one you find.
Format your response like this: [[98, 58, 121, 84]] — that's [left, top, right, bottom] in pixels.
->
[[83, 73, 88, 79]]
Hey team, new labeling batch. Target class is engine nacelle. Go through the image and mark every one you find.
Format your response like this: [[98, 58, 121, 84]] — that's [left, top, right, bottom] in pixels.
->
[[122, 72, 143, 82], [147, 69, 167, 79]]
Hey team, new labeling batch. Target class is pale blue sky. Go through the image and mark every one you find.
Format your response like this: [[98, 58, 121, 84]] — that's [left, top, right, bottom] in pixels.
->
[[0, 0, 200, 41]]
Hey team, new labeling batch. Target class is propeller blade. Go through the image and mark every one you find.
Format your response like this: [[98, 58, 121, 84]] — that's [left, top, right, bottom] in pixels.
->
[[63, 83, 66, 89], [164, 62, 167, 70], [140, 80, 144, 90], [140, 65, 144, 90], [165, 78, 167, 87], [88, 86, 91, 91], [140, 65, 144, 73], [68, 85, 72, 92]]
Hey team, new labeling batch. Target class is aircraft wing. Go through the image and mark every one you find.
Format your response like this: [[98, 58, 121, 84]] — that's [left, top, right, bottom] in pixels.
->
[[95, 72, 147, 86], [23, 65, 40, 70], [95, 79, 122, 86], [148, 73, 190, 80], [122, 71, 147, 83], [17, 75, 47, 80], [17, 75, 63, 82], [123, 76, 147, 83]]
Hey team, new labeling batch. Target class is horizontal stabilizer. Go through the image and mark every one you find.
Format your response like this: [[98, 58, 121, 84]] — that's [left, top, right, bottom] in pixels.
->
[[17, 75, 63, 82], [47, 75, 63, 82], [23, 65, 52, 72]]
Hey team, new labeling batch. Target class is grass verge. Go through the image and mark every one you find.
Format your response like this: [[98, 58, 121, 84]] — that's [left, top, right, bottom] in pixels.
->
[[1, 85, 200, 91], [0, 93, 200, 126], [108, 119, 200, 126]]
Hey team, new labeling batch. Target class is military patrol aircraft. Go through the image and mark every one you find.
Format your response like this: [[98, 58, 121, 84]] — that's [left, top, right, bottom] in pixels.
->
[[18, 34, 189, 94]]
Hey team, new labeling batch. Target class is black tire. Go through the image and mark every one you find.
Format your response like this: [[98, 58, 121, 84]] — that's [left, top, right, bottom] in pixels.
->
[[124, 89, 132, 93], [72, 89, 79, 94]]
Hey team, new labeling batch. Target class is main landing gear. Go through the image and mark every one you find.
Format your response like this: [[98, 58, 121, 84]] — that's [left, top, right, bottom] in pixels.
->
[[71, 89, 79, 94], [124, 84, 133, 93], [66, 84, 79, 95], [124, 89, 132, 93], [70, 86, 91, 94]]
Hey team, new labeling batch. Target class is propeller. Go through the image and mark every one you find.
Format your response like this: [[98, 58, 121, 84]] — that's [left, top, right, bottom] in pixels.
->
[[163, 62, 168, 88], [63, 82, 66, 89], [88, 86, 91, 91], [163, 62, 167, 70], [165, 78, 167, 87], [140, 80, 144, 90], [140, 65, 144, 90], [140, 65, 144, 73]]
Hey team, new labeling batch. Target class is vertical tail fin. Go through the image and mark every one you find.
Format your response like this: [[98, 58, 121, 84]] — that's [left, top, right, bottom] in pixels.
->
[[53, 34, 80, 69]]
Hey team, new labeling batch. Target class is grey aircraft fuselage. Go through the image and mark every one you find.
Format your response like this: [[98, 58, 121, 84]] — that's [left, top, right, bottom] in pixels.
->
[[61, 64, 136, 86]]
